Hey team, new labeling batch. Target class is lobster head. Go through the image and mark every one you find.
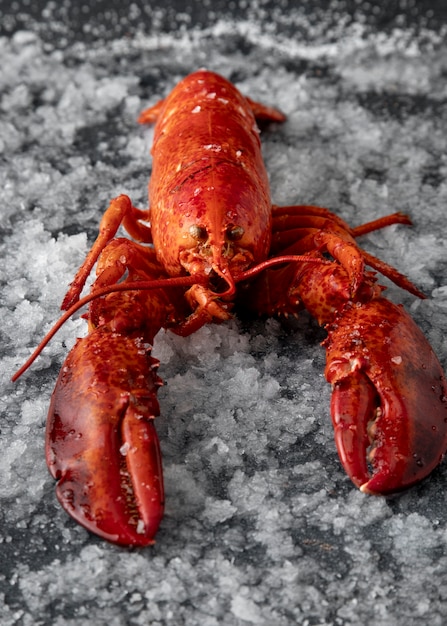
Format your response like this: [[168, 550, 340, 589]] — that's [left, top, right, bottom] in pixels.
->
[[153, 164, 273, 293]]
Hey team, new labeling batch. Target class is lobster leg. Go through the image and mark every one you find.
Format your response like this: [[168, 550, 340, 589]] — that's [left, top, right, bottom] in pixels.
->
[[47, 227, 184, 545], [271, 205, 426, 299], [62, 195, 152, 310], [241, 209, 447, 493]]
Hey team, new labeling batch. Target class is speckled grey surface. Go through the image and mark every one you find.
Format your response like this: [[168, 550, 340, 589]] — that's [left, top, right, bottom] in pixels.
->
[[1, 2, 447, 624]]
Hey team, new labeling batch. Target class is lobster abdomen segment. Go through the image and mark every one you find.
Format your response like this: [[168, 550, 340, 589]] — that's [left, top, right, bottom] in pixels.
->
[[46, 329, 164, 546]]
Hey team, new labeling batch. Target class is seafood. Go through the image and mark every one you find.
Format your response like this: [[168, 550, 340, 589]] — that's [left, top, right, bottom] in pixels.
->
[[13, 70, 447, 545]]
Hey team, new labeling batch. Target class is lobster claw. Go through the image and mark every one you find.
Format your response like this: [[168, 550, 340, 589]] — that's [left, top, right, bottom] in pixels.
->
[[46, 329, 164, 546], [325, 298, 447, 494]]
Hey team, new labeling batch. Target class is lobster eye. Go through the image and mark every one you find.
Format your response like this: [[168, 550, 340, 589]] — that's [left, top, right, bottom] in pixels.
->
[[189, 224, 208, 241], [226, 225, 244, 241]]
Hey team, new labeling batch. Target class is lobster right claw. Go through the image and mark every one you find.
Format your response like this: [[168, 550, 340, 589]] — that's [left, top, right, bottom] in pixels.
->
[[325, 298, 447, 494], [46, 328, 165, 546]]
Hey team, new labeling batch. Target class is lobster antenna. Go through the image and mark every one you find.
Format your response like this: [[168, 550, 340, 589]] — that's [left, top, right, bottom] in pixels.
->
[[11, 254, 325, 382], [11, 274, 201, 382], [236, 254, 326, 281]]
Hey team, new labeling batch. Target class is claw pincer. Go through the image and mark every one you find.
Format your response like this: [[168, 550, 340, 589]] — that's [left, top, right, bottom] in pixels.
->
[[47, 329, 164, 545], [281, 229, 447, 494], [326, 299, 447, 494], [46, 285, 172, 545]]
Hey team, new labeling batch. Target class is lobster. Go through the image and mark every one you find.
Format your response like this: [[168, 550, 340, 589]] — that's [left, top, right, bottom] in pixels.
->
[[13, 70, 447, 546]]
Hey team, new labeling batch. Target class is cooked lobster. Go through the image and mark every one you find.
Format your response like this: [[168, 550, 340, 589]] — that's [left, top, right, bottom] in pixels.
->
[[13, 70, 447, 546]]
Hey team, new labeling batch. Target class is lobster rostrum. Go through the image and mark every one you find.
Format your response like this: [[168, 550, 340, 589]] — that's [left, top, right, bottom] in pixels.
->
[[13, 70, 447, 546]]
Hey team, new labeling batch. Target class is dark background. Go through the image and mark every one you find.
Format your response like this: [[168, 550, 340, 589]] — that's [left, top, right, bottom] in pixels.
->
[[2, 0, 447, 43]]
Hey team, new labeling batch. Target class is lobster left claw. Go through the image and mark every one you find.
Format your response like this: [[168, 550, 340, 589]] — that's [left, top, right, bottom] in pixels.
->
[[325, 298, 447, 494]]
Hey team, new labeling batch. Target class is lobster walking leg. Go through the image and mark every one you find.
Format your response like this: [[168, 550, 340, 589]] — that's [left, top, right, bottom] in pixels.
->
[[62, 195, 152, 310]]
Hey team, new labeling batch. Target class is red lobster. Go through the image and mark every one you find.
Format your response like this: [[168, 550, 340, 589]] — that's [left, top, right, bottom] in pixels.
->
[[13, 70, 447, 546]]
